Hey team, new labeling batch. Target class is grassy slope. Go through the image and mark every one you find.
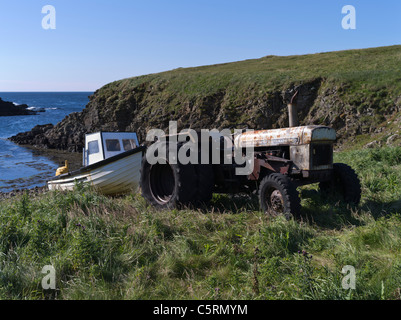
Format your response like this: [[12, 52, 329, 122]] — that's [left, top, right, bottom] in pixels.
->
[[2, 146, 401, 300], [83, 45, 401, 151], [101, 45, 401, 114], [109, 45, 401, 95]]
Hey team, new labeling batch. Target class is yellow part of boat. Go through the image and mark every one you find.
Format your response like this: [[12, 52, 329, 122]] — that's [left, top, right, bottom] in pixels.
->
[[56, 160, 69, 176]]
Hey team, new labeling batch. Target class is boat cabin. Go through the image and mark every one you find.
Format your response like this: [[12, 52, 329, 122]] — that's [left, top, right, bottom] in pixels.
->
[[83, 132, 139, 166]]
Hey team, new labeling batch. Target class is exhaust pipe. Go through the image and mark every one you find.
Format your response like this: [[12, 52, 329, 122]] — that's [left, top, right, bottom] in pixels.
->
[[288, 90, 299, 127]]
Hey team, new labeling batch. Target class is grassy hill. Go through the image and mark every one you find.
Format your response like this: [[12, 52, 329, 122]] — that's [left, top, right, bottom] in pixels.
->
[[1, 145, 401, 299], [10, 45, 401, 151], [68, 44, 401, 144]]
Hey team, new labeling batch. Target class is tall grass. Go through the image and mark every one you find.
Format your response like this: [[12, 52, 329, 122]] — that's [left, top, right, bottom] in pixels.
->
[[1, 146, 401, 299]]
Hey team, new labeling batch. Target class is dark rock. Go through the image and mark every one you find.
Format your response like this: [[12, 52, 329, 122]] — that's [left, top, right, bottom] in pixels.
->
[[10, 124, 54, 146], [9, 111, 86, 152], [0, 97, 38, 116]]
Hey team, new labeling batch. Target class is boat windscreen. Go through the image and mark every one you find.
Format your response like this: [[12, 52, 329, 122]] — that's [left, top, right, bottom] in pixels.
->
[[123, 139, 137, 151], [88, 140, 100, 154], [106, 139, 121, 152]]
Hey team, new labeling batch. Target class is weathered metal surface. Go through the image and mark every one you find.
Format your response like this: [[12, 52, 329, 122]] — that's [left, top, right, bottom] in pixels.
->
[[248, 154, 292, 181], [311, 126, 337, 142], [288, 104, 299, 127], [290, 145, 309, 170], [234, 125, 336, 149], [290, 144, 333, 171]]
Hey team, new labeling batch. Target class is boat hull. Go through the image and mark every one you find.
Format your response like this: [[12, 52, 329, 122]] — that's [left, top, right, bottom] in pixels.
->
[[47, 147, 145, 195]]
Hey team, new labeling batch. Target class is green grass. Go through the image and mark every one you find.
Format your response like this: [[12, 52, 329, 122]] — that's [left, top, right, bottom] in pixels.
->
[[101, 45, 401, 109], [2, 146, 401, 300]]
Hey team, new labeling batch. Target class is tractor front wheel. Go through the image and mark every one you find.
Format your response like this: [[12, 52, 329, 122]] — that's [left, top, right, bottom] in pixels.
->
[[319, 163, 361, 205], [259, 173, 301, 219]]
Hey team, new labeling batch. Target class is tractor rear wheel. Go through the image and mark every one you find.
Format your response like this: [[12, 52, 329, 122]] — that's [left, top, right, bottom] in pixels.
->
[[140, 142, 214, 209], [141, 158, 198, 209], [140, 142, 198, 209]]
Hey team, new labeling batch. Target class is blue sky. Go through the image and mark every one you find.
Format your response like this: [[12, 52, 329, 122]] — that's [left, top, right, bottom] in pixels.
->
[[0, 0, 400, 91]]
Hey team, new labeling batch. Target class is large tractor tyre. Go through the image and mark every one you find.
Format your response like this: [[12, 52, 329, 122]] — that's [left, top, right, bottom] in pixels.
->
[[259, 173, 301, 219], [319, 163, 361, 205], [140, 144, 197, 209]]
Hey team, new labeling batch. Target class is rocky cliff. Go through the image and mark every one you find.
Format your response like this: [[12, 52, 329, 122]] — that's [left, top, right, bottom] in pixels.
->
[[0, 98, 38, 116], [10, 45, 401, 151]]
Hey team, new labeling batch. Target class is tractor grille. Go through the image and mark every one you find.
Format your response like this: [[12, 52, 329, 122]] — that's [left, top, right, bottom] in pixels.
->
[[311, 144, 333, 167]]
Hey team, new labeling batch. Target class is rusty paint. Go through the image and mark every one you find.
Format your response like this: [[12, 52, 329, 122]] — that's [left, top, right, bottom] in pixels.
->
[[234, 125, 336, 149], [249, 158, 262, 181], [248, 154, 292, 180]]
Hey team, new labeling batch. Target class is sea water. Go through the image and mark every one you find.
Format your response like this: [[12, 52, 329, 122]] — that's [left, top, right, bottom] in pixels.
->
[[0, 92, 92, 193]]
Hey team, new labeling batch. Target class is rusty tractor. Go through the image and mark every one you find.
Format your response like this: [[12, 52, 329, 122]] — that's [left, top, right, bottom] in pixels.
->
[[140, 92, 361, 217]]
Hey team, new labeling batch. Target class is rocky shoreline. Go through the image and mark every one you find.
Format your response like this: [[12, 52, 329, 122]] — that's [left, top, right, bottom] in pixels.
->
[[0, 97, 40, 116], [10, 124, 56, 147], [0, 186, 48, 201], [9, 111, 85, 152], [0, 146, 82, 201], [26, 144, 83, 171]]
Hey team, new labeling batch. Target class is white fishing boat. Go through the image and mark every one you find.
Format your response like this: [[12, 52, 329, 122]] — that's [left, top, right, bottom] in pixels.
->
[[47, 132, 146, 195]]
